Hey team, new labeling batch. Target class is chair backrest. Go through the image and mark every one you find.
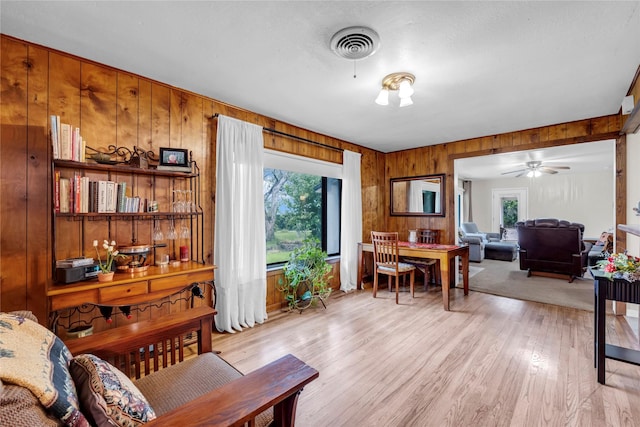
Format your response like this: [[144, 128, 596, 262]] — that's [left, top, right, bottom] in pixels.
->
[[460, 222, 479, 235], [371, 231, 399, 269], [417, 229, 438, 244], [515, 219, 583, 262]]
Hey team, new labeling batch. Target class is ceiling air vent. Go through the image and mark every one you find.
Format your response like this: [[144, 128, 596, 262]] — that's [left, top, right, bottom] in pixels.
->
[[330, 26, 380, 60]]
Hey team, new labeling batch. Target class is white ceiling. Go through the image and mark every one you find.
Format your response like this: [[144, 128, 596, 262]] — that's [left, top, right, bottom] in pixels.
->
[[1, 1, 639, 156], [455, 139, 615, 180]]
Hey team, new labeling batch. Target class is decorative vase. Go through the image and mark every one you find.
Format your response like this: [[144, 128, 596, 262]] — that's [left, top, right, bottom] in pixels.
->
[[97, 271, 114, 282], [408, 229, 417, 245]]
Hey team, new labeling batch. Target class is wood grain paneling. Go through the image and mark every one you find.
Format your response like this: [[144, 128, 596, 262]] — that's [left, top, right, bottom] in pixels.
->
[[26, 43, 51, 321], [1, 38, 29, 313], [0, 34, 630, 325]]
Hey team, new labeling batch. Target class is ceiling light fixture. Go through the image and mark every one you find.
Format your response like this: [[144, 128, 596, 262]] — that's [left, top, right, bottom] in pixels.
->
[[375, 72, 415, 107]]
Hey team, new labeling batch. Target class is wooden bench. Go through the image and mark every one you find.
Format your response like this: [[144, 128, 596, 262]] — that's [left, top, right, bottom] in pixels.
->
[[65, 306, 318, 426]]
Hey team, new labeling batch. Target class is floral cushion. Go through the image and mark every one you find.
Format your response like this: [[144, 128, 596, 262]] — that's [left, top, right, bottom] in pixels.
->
[[69, 354, 156, 427]]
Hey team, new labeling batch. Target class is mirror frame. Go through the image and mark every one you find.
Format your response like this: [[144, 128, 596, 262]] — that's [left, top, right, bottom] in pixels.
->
[[390, 173, 446, 217]]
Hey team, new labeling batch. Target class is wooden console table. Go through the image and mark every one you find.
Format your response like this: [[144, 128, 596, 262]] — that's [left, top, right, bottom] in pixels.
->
[[357, 242, 469, 311], [47, 262, 216, 332], [593, 270, 640, 384]]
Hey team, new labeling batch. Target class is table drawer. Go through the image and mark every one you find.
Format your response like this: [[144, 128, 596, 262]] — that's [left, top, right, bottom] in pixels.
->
[[99, 281, 148, 303], [149, 271, 212, 292], [50, 289, 99, 311]]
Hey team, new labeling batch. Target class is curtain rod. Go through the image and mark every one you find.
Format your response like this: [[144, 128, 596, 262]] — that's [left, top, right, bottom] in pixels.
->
[[210, 113, 344, 153]]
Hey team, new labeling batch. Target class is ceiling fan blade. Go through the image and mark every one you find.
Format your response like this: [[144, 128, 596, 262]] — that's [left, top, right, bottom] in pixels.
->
[[514, 171, 528, 178], [501, 168, 527, 175], [547, 165, 570, 170], [539, 167, 558, 174]]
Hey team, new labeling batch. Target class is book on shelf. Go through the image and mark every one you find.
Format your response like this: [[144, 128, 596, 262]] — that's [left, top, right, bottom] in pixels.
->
[[116, 182, 127, 213], [60, 123, 72, 161], [50, 115, 60, 160], [105, 181, 116, 213], [59, 178, 70, 213], [52, 117, 86, 162], [98, 180, 107, 213], [81, 176, 90, 213], [73, 172, 83, 213], [54, 170, 60, 213]]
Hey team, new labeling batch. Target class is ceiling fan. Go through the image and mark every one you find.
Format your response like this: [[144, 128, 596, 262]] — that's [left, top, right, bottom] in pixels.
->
[[501, 160, 570, 178]]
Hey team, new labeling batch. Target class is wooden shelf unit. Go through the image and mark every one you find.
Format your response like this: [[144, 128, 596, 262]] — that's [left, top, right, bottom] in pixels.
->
[[50, 157, 212, 333]]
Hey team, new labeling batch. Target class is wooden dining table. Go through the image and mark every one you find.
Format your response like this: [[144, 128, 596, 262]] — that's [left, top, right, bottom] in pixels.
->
[[357, 241, 470, 311]]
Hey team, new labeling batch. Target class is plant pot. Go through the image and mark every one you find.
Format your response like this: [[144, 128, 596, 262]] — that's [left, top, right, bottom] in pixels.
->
[[97, 271, 114, 282]]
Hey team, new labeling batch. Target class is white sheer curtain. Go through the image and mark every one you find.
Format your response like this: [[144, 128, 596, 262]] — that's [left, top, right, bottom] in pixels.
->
[[408, 180, 423, 212], [340, 150, 362, 292], [214, 115, 267, 333]]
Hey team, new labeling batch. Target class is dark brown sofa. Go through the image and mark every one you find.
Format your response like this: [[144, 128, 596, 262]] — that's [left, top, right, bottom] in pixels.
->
[[516, 218, 593, 282]]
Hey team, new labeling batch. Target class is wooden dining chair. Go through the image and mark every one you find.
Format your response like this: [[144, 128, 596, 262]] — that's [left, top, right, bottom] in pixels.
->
[[403, 229, 440, 289], [371, 231, 416, 304]]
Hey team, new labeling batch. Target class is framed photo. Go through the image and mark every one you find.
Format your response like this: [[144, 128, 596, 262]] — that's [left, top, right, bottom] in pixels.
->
[[157, 147, 191, 172]]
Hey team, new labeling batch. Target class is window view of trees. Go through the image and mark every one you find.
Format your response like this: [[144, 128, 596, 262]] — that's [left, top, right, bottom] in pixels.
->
[[501, 198, 518, 228], [264, 168, 323, 264]]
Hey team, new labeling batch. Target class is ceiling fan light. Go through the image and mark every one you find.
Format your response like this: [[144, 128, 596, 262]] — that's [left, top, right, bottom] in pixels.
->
[[375, 88, 389, 105], [526, 170, 534, 178], [398, 79, 414, 98], [534, 170, 541, 177], [399, 96, 413, 107]]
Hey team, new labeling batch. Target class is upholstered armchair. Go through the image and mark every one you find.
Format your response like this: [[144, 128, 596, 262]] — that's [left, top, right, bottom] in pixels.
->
[[459, 222, 501, 262]]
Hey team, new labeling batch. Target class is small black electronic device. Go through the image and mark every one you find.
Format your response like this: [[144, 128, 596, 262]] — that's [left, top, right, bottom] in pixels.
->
[[56, 263, 101, 284]]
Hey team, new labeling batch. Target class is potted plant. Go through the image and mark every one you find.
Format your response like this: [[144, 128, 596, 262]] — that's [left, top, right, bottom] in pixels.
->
[[278, 238, 333, 312], [93, 239, 125, 282]]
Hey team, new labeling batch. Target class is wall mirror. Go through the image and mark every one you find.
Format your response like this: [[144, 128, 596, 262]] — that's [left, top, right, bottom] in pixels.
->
[[390, 174, 445, 216]]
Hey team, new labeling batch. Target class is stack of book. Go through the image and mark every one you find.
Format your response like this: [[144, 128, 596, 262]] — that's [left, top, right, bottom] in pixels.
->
[[54, 175, 148, 214], [50, 115, 86, 162]]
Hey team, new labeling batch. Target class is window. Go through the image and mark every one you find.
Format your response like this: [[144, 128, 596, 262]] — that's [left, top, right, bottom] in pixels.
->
[[264, 150, 342, 266]]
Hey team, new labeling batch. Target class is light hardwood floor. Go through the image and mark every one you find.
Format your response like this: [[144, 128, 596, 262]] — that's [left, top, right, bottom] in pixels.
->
[[210, 286, 640, 426]]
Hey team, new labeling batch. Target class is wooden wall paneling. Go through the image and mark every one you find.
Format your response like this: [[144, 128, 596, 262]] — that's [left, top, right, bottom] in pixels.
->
[[116, 72, 139, 147], [49, 52, 81, 125], [566, 119, 591, 138], [205, 102, 216, 267], [78, 63, 117, 332], [1, 35, 384, 318], [179, 91, 205, 284], [149, 81, 172, 279], [170, 90, 183, 149], [26, 44, 51, 322], [167, 89, 184, 264], [615, 135, 627, 253], [0, 38, 28, 312], [548, 122, 568, 141], [151, 83, 171, 150], [266, 270, 280, 313], [138, 80, 153, 154], [51, 55, 80, 258], [150, 82, 171, 217], [591, 115, 614, 135], [116, 72, 145, 249], [80, 62, 118, 258], [138, 79, 155, 275], [496, 132, 513, 149]]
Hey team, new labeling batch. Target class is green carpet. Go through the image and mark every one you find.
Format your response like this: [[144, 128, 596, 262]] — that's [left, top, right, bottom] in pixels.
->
[[461, 257, 594, 311]]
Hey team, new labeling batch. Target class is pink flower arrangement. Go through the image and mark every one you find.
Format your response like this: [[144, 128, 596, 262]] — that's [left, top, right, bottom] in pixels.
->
[[598, 252, 640, 280]]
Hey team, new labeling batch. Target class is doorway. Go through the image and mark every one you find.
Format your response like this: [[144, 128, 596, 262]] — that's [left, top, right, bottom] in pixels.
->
[[492, 188, 528, 240]]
